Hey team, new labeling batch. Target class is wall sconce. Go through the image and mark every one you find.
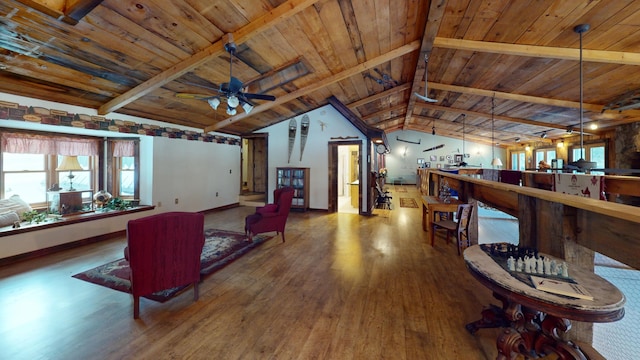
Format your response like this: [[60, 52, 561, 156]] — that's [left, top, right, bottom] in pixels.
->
[[525, 146, 531, 151], [557, 141, 564, 148]]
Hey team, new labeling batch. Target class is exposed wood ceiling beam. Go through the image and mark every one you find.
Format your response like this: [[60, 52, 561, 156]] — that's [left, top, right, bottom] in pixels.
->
[[426, 81, 640, 118], [402, 0, 446, 130], [208, 40, 421, 132], [414, 102, 574, 131], [97, 0, 319, 116], [411, 114, 553, 143], [362, 103, 407, 121], [347, 83, 412, 109], [434, 37, 640, 66]]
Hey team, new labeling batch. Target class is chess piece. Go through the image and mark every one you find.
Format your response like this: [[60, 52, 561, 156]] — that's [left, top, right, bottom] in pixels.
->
[[507, 256, 515, 271], [561, 262, 569, 277], [537, 257, 544, 274], [524, 256, 531, 273], [550, 260, 557, 275], [516, 257, 524, 272], [544, 257, 551, 275]]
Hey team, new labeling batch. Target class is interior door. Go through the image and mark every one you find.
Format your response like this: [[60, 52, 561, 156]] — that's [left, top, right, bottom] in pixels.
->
[[252, 137, 267, 193], [242, 134, 268, 198]]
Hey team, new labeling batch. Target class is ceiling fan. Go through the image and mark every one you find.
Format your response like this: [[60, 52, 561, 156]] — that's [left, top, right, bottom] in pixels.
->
[[551, 24, 640, 175], [414, 54, 438, 103], [176, 36, 276, 115]]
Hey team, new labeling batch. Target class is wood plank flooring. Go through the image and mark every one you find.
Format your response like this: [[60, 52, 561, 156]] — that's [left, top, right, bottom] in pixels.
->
[[0, 186, 521, 359]]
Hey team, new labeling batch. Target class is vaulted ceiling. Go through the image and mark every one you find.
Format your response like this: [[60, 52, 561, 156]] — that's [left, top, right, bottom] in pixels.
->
[[1, 0, 639, 147]]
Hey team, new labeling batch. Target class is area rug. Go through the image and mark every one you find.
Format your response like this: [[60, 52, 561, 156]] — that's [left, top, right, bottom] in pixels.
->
[[399, 198, 418, 208], [395, 186, 407, 193], [72, 229, 271, 302]]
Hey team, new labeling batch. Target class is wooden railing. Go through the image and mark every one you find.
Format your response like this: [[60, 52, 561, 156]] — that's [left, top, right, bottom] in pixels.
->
[[418, 168, 640, 270]]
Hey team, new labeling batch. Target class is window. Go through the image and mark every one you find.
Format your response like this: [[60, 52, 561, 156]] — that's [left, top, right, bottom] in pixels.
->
[[571, 142, 606, 174], [2, 153, 48, 205], [535, 148, 556, 165], [115, 156, 135, 198], [1, 131, 140, 209], [511, 151, 526, 171]]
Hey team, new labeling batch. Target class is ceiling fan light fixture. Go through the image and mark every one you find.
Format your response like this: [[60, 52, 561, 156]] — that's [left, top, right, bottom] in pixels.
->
[[208, 97, 220, 110], [227, 95, 239, 108], [241, 102, 254, 114], [226, 106, 237, 116]]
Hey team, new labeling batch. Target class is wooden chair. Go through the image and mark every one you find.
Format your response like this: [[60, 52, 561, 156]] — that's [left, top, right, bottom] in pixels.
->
[[431, 204, 473, 255]]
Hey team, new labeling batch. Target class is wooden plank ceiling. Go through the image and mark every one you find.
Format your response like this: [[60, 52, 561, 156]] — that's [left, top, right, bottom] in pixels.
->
[[1, 0, 639, 147]]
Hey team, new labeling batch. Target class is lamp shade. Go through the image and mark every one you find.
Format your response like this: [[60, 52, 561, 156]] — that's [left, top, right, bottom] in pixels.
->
[[491, 158, 503, 167], [56, 156, 83, 171]]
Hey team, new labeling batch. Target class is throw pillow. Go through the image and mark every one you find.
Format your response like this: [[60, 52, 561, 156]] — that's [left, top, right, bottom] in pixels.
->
[[0, 195, 33, 220], [0, 211, 20, 227]]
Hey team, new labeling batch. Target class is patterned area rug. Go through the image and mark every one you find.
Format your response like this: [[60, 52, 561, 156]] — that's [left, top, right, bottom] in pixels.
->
[[399, 198, 418, 208], [72, 229, 271, 302]]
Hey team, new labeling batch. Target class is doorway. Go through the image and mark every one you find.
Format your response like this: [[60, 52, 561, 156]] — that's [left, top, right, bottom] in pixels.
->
[[328, 141, 361, 214], [241, 134, 268, 203]]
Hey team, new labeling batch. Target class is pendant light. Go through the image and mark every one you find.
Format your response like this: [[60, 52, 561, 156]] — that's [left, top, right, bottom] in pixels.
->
[[569, 24, 596, 172], [460, 114, 468, 166], [490, 94, 503, 168]]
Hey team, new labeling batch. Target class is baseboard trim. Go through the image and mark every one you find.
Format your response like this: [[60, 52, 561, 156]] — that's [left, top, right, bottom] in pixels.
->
[[0, 230, 125, 267]]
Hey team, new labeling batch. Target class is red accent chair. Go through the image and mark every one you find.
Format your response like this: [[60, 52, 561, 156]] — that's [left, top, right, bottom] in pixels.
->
[[124, 212, 205, 319], [245, 187, 295, 242]]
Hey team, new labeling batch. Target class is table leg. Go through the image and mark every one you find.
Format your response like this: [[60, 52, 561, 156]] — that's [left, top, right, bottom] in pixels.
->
[[422, 203, 427, 231], [467, 292, 588, 360], [428, 205, 435, 246]]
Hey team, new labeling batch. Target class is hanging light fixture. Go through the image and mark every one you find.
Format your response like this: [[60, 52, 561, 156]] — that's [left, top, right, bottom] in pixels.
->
[[569, 23, 597, 172], [460, 114, 468, 166], [490, 94, 503, 168], [431, 120, 436, 135]]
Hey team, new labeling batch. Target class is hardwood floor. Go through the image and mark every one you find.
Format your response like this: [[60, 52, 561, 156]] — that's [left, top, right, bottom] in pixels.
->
[[0, 186, 519, 359]]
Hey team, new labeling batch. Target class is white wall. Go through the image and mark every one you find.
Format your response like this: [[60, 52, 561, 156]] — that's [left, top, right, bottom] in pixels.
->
[[0, 92, 241, 259], [384, 129, 507, 183], [258, 104, 367, 210], [151, 137, 240, 212]]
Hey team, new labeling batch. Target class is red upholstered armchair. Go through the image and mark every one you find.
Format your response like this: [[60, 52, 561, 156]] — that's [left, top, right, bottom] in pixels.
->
[[125, 212, 205, 319], [245, 187, 295, 242]]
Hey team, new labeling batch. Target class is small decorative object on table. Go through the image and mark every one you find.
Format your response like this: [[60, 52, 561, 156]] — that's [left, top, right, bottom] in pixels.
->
[[93, 190, 113, 209]]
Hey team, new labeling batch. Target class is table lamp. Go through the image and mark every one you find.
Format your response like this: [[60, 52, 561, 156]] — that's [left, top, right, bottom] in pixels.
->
[[56, 156, 83, 191]]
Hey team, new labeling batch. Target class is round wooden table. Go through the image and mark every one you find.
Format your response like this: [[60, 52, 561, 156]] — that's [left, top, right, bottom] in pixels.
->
[[464, 245, 625, 360]]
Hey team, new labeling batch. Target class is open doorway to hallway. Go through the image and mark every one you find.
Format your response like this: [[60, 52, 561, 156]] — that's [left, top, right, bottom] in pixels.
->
[[240, 135, 268, 206], [337, 144, 360, 214]]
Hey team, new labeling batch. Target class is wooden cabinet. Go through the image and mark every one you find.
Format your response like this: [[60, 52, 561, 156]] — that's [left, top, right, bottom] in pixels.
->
[[276, 167, 309, 211], [47, 190, 94, 216]]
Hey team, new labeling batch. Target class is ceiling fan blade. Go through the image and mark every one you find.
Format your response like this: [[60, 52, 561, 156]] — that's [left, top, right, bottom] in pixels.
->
[[592, 168, 640, 175], [414, 92, 438, 103], [175, 93, 215, 100], [243, 93, 276, 101]]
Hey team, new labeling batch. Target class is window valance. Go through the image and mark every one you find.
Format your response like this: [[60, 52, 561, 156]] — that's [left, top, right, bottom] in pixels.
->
[[1, 132, 99, 156], [113, 140, 135, 157]]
